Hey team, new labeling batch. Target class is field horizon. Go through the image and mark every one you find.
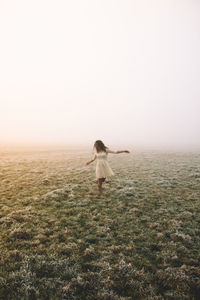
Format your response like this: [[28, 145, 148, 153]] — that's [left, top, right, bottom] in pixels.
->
[[1, 142, 200, 154]]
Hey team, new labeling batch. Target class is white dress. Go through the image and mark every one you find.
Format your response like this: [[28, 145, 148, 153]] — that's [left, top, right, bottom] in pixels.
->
[[94, 149, 115, 179]]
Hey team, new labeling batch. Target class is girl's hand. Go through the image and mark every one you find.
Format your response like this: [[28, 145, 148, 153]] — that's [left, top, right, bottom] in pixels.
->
[[85, 162, 90, 166]]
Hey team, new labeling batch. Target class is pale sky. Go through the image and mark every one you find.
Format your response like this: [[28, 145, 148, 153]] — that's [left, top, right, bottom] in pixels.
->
[[0, 0, 200, 150]]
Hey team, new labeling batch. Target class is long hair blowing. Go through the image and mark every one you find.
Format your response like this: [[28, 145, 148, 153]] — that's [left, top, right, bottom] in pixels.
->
[[94, 140, 108, 153]]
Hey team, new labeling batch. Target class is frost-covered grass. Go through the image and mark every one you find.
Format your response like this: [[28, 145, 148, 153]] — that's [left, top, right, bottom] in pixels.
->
[[0, 148, 200, 299]]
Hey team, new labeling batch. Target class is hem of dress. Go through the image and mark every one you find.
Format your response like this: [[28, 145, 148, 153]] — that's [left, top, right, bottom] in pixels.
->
[[96, 174, 115, 179]]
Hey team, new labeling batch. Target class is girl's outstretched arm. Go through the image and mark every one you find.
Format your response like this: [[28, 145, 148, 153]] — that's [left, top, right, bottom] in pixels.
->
[[116, 150, 130, 153], [107, 149, 130, 154]]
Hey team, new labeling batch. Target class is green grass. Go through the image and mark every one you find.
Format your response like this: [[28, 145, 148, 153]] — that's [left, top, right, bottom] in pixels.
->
[[0, 148, 200, 299]]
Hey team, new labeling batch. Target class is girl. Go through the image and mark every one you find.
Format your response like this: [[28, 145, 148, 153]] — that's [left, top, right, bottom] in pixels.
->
[[85, 140, 130, 197]]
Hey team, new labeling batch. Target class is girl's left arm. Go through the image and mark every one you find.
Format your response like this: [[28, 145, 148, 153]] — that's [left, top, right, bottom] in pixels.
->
[[107, 149, 130, 154], [116, 150, 130, 154]]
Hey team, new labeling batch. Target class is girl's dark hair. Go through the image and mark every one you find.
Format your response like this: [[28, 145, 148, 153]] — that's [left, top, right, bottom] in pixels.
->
[[94, 140, 108, 153]]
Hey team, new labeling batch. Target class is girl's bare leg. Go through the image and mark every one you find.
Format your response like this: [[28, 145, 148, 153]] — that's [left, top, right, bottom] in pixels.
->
[[98, 178, 105, 197]]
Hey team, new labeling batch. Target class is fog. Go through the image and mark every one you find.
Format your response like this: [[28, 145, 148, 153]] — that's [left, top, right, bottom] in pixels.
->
[[0, 0, 200, 151]]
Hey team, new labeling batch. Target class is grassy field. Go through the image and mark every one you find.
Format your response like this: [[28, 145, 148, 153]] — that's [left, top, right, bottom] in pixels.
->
[[0, 147, 200, 299]]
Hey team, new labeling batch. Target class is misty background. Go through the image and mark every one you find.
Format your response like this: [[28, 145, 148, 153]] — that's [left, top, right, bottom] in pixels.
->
[[0, 0, 200, 150]]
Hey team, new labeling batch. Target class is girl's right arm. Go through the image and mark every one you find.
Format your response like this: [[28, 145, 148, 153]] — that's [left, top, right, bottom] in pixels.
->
[[85, 154, 97, 166]]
